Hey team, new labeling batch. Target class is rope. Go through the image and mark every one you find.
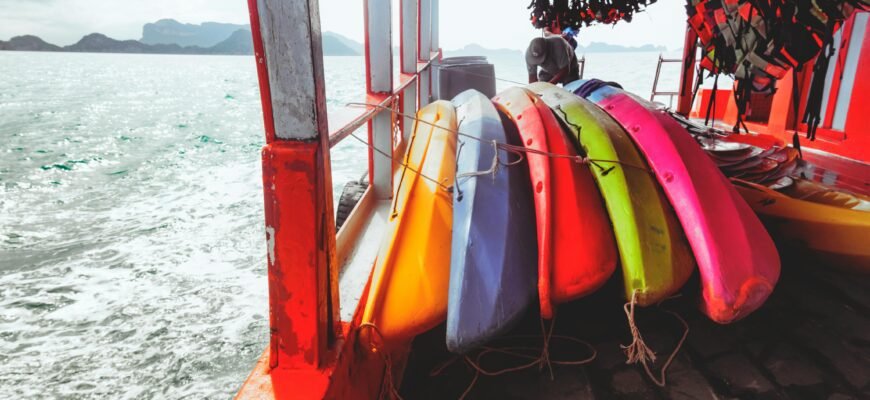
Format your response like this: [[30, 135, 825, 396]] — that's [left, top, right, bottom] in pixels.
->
[[621, 291, 657, 365], [345, 102, 651, 174], [358, 322, 405, 400], [550, 105, 651, 175], [346, 130, 452, 193], [429, 314, 597, 400], [454, 140, 526, 200], [620, 291, 690, 387]]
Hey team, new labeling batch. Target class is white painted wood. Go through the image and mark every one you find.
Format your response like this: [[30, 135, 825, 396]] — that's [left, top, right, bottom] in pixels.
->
[[256, 0, 328, 140], [819, 28, 842, 126], [419, 0, 431, 62], [364, 0, 394, 200], [402, 84, 417, 141], [833, 13, 868, 130], [430, 0, 439, 52], [401, 0, 417, 74], [370, 112, 393, 200], [365, 0, 393, 93], [419, 68, 431, 107], [338, 199, 391, 322]]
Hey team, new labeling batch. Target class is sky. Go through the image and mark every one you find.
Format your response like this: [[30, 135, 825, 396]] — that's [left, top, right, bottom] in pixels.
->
[[0, 0, 689, 50]]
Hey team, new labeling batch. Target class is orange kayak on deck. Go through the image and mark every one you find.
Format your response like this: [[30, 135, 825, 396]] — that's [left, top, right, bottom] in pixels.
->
[[733, 177, 870, 273], [360, 101, 457, 348], [493, 87, 617, 319]]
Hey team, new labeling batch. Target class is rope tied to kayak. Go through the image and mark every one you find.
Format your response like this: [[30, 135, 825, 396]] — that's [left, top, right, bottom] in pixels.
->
[[345, 102, 652, 178], [358, 322, 405, 400], [549, 104, 651, 176], [620, 290, 690, 387], [429, 314, 597, 400], [454, 139, 527, 201]]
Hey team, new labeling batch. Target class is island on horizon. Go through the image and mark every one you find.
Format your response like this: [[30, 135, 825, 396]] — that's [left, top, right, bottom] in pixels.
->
[[0, 18, 670, 57]]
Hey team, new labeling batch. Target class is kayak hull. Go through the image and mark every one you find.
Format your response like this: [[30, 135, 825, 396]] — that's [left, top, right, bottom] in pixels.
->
[[447, 90, 537, 354], [361, 101, 457, 347], [493, 87, 617, 319], [574, 82, 780, 324], [734, 178, 870, 273], [531, 82, 695, 306]]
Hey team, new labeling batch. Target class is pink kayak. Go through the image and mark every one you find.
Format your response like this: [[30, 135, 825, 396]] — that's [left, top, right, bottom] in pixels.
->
[[581, 86, 780, 323]]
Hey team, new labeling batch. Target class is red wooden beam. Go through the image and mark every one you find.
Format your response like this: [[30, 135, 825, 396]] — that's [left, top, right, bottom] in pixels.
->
[[246, 0, 340, 384]]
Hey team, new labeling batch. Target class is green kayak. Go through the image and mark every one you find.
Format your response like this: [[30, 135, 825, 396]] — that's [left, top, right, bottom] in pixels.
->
[[530, 82, 695, 306]]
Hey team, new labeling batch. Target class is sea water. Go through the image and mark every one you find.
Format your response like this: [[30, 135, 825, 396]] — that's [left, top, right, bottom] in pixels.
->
[[0, 50, 680, 399]]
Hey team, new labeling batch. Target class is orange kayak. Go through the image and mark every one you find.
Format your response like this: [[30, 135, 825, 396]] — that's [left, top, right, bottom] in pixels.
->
[[360, 101, 457, 348], [493, 87, 617, 319], [734, 177, 870, 273]]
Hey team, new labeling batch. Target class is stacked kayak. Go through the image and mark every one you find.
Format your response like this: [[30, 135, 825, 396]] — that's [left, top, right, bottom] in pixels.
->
[[360, 79, 808, 354], [361, 100, 457, 348], [568, 80, 780, 324], [492, 87, 618, 319], [447, 90, 537, 354], [530, 82, 695, 306]]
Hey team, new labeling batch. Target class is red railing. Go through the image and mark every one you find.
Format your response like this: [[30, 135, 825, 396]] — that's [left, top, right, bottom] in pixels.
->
[[236, 0, 441, 399]]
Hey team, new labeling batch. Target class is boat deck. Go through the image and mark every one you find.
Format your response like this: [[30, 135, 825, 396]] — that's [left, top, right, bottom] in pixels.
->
[[399, 250, 870, 399]]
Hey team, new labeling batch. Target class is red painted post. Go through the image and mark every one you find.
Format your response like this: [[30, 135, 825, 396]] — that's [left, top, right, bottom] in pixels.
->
[[247, 0, 340, 378], [676, 25, 698, 116]]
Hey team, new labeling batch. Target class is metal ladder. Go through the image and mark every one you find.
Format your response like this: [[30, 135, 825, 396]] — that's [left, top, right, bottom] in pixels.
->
[[578, 55, 586, 79], [650, 54, 682, 108]]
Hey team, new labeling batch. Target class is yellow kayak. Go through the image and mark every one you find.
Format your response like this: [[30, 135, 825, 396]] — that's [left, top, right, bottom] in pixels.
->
[[360, 101, 457, 348], [733, 178, 870, 273]]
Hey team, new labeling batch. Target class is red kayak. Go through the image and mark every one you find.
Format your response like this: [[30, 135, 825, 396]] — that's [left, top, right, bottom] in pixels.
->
[[493, 87, 617, 319]]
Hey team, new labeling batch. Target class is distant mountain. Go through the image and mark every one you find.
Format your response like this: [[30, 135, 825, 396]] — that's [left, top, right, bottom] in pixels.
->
[[208, 29, 254, 55], [0, 35, 61, 51], [580, 42, 667, 53], [139, 19, 360, 55], [0, 21, 362, 56], [141, 19, 249, 48], [444, 44, 522, 59], [323, 32, 363, 55], [67, 33, 164, 53], [322, 34, 358, 56]]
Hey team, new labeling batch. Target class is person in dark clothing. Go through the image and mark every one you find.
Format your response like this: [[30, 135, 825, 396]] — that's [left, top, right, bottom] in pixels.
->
[[525, 36, 580, 85]]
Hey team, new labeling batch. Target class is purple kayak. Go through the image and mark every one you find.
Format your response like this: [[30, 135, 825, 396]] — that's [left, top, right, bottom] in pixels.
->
[[447, 90, 537, 353]]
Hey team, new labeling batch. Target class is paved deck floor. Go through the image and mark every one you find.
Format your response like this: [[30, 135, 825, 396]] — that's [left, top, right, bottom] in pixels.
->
[[400, 250, 870, 399]]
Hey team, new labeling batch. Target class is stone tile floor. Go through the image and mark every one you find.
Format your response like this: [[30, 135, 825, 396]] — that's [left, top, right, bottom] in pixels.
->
[[400, 251, 870, 399]]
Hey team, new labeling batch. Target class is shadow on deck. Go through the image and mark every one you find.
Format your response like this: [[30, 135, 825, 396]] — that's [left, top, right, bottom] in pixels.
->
[[399, 249, 870, 399]]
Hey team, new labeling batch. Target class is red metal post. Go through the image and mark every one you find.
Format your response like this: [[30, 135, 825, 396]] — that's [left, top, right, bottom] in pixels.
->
[[676, 24, 698, 116]]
